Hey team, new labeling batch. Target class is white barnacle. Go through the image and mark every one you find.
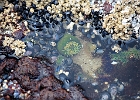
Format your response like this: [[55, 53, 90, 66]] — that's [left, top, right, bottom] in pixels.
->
[[67, 22, 75, 30]]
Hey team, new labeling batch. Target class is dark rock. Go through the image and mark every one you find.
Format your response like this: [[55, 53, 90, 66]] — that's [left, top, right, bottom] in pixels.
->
[[13, 29, 24, 39], [0, 59, 17, 74], [100, 91, 111, 100], [51, 49, 59, 56], [59, 73, 67, 81], [40, 76, 61, 89], [16, 57, 40, 79], [78, 20, 85, 26], [65, 57, 73, 66], [31, 2, 36, 9], [51, 0, 59, 5]]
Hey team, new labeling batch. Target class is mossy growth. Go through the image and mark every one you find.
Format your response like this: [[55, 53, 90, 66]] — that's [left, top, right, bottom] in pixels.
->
[[110, 47, 140, 64], [57, 33, 82, 57], [56, 55, 65, 65]]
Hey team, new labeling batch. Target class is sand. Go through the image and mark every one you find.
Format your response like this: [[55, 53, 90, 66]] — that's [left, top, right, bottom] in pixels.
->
[[72, 37, 102, 77]]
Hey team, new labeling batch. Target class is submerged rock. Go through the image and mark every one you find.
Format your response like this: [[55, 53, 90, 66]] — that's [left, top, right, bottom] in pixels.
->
[[100, 91, 111, 100], [108, 84, 118, 100]]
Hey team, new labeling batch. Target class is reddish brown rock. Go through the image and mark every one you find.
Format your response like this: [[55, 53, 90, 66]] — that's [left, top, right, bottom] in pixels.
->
[[0, 57, 87, 100], [103, 1, 112, 14], [17, 57, 40, 78], [40, 75, 62, 90], [0, 58, 17, 74]]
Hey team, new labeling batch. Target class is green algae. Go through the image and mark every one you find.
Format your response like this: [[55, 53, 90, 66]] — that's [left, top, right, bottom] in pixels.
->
[[56, 55, 65, 65], [110, 47, 140, 64]]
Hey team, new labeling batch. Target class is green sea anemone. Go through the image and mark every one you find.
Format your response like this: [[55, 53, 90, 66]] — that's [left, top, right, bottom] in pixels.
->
[[57, 33, 82, 57], [63, 41, 81, 56]]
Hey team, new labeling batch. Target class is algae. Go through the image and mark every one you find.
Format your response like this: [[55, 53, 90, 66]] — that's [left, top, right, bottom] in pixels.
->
[[56, 55, 65, 65], [110, 47, 140, 64]]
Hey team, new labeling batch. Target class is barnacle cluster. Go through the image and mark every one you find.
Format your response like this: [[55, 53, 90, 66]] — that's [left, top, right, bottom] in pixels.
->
[[20, 0, 92, 21], [111, 44, 122, 53], [3, 36, 26, 57], [0, 3, 19, 31], [63, 41, 81, 56], [103, 0, 140, 41], [0, 2, 29, 36], [110, 47, 140, 64]]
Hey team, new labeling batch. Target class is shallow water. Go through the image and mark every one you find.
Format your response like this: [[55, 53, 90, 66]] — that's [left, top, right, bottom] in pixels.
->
[[1, 0, 140, 100], [20, 18, 140, 99]]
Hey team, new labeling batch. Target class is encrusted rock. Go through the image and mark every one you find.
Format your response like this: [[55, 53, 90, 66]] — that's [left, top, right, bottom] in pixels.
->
[[3, 36, 26, 57]]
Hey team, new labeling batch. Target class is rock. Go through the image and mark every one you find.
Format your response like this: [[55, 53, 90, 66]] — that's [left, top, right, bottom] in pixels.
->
[[100, 91, 111, 100], [0, 58, 17, 74]]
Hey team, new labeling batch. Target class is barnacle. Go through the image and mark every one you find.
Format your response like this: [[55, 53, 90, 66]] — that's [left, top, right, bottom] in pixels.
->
[[103, 0, 139, 41], [3, 36, 14, 47], [3, 36, 26, 57]]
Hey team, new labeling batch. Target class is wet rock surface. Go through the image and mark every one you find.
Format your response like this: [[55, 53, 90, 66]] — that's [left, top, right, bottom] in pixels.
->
[[0, 57, 87, 100]]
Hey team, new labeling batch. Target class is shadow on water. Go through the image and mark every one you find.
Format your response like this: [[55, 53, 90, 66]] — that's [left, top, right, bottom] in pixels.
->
[[92, 46, 140, 99], [111, 58, 140, 95]]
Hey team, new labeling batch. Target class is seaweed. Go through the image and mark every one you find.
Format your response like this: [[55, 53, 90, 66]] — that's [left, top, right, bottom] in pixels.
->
[[110, 47, 140, 64], [56, 55, 65, 65]]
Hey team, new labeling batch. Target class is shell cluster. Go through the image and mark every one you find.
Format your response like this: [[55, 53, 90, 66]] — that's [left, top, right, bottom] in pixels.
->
[[23, 31, 61, 58]]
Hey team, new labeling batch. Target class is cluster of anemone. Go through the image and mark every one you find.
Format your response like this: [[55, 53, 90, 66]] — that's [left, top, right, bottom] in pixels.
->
[[63, 41, 81, 56]]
